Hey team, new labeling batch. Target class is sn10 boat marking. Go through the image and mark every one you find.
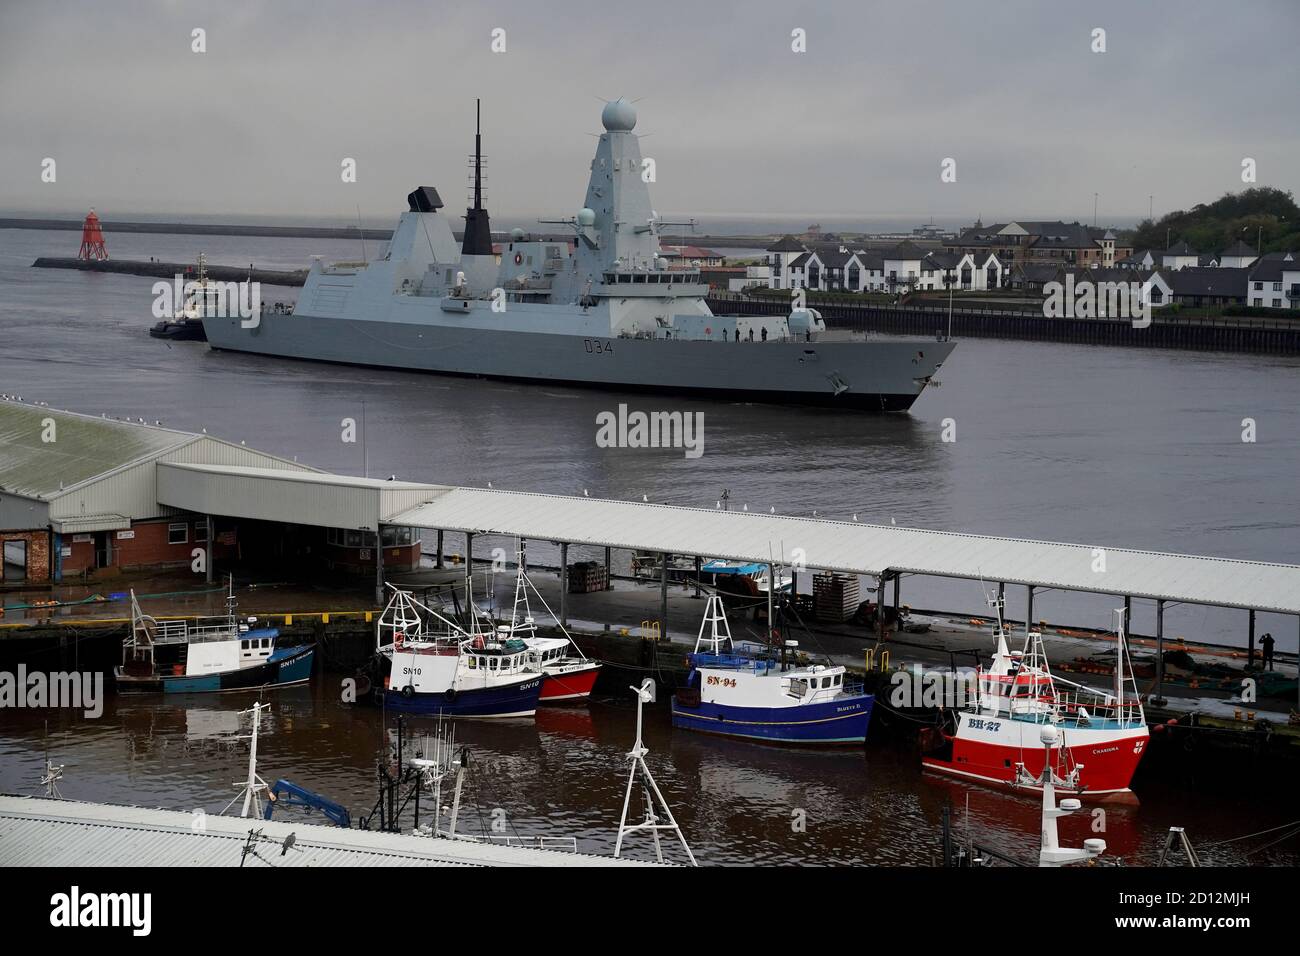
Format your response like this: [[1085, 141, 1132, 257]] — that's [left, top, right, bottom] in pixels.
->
[[374, 586, 543, 718], [921, 603, 1148, 798], [114, 582, 314, 694], [671, 595, 873, 744]]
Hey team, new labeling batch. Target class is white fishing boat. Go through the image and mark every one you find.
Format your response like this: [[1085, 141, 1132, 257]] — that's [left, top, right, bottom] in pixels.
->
[[115, 578, 314, 694], [374, 585, 542, 718]]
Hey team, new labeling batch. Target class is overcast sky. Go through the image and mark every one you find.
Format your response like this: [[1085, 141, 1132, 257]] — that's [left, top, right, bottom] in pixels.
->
[[1, 0, 1297, 230]]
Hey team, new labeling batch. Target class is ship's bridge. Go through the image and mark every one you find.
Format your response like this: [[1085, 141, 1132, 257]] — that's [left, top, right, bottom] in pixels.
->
[[598, 269, 707, 296]]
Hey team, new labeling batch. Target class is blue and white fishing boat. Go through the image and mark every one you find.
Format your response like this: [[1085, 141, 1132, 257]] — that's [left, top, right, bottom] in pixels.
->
[[671, 596, 873, 745], [374, 586, 542, 718], [115, 581, 314, 694]]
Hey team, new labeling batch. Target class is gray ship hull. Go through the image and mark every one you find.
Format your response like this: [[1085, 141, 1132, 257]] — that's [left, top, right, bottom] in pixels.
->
[[202, 312, 953, 410]]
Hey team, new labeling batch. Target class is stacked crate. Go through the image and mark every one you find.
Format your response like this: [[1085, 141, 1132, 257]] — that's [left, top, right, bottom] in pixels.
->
[[813, 572, 859, 623], [567, 560, 608, 593]]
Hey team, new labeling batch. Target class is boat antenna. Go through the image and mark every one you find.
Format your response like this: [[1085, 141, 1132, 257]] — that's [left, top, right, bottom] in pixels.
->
[[461, 98, 493, 256], [614, 679, 697, 866], [222, 701, 272, 819]]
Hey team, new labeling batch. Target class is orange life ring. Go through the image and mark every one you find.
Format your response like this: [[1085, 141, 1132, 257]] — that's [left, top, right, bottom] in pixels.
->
[[394, 630, 405, 649]]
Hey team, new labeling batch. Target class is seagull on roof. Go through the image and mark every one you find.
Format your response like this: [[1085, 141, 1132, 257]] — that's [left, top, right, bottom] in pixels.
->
[[642, 494, 648, 502]]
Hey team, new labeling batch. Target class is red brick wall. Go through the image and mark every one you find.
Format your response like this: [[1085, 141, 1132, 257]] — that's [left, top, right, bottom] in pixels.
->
[[0, 530, 50, 584], [61, 536, 95, 575], [111, 517, 233, 571]]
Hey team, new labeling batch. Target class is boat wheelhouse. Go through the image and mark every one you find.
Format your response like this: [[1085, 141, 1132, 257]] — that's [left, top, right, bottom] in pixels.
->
[[114, 581, 314, 693], [671, 595, 873, 745], [921, 603, 1148, 798]]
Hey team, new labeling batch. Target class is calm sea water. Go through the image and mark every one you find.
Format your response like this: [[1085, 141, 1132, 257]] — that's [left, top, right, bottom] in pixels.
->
[[2, 227, 1298, 864]]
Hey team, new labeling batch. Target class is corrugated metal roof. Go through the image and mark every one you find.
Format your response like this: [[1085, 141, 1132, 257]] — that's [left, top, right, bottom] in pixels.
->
[[157, 463, 448, 531], [0, 400, 194, 499], [0, 796, 648, 867], [391, 488, 1300, 614]]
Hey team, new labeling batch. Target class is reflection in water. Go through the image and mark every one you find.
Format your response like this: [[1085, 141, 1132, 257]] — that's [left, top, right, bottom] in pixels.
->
[[3, 230, 1300, 864], [1, 684, 1295, 865]]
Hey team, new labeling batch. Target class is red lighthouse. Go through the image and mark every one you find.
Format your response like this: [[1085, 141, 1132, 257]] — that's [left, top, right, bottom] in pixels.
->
[[78, 208, 108, 260]]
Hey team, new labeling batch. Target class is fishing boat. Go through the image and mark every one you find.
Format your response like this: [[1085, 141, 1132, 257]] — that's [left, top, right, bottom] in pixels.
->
[[114, 582, 314, 693], [670, 595, 873, 744], [374, 586, 542, 718], [921, 603, 1148, 798], [495, 557, 602, 702]]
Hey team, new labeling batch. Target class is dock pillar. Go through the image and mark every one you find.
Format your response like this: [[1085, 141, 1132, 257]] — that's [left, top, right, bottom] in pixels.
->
[[1248, 609, 1256, 669], [435, 530, 444, 569], [559, 542, 568, 627], [1026, 585, 1035, 631], [660, 553, 668, 638], [694, 555, 702, 599], [879, 573, 890, 644], [205, 514, 214, 585], [997, 582, 1005, 609], [1123, 596, 1131, 637], [465, 531, 475, 604], [375, 524, 384, 606], [1154, 599, 1166, 705], [767, 562, 775, 642], [604, 547, 612, 590], [892, 572, 900, 624], [520, 538, 527, 573]]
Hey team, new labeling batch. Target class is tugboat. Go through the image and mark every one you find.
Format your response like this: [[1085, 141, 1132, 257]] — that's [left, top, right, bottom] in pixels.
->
[[921, 603, 1148, 798], [148, 253, 218, 341], [671, 595, 873, 744], [374, 586, 542, 718], [496, 555, 602, 702], [114, 580, 314, 693]]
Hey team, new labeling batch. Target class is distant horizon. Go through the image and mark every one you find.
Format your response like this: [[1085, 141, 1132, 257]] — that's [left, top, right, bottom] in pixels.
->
[[0, 205, 1152, 236]]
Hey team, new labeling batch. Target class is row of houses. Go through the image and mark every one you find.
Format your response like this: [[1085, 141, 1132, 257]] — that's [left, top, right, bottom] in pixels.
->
[[944, 220, 1130, 270], [1118, 238, 1263, 272], [1016, 252, 1300, 311], [763, 237, 1007, 293]]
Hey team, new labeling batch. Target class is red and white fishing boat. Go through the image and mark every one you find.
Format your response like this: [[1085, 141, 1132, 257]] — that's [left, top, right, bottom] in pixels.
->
[[492, 555, 601, 703], [922, 602, 1148, 800]]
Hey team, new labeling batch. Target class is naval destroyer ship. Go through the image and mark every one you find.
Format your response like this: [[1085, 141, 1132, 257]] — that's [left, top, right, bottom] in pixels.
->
[[202, 100, 953, 409]]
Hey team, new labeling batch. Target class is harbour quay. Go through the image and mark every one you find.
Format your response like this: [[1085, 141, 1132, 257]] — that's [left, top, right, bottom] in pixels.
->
[[4, 396, 1298, 768]]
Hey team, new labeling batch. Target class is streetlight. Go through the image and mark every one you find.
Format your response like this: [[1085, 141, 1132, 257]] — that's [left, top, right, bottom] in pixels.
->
[[943, 271, 954, 341]]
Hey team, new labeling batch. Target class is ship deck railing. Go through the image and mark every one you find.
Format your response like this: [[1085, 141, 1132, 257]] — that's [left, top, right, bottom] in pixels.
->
[[133, 617, 241, 646]]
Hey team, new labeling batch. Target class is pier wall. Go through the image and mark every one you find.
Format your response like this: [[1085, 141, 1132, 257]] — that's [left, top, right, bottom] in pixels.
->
[[706, 296, 1300, 354]]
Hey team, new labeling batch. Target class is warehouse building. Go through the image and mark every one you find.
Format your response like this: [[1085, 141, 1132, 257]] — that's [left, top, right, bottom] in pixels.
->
[[0, 399, 429, 586]]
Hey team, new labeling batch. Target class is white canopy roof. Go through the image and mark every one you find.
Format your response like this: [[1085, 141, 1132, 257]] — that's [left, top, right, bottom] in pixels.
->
[[392, 488, 1300, 615]]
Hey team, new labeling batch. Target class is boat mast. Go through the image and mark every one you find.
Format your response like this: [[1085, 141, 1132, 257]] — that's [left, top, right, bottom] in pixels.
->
[[614, 679, 696, 865], [461, 99, 493, 256]]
